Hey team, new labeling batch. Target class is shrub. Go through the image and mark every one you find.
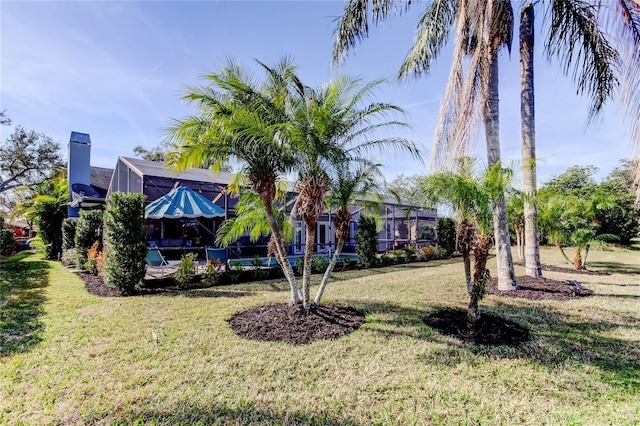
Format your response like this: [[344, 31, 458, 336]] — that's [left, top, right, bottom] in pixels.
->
[[61, 248, 77, 267], [226, 260, 244, 282], [250, 255, 268, 279], [0, 217, 17, 257], [34, 199, 65, 259], [421, 245, 436, 260], [294, 257, 305, 275], [393, 249, 407, 263], [437, 217, 457, 256], [85, 241, 101, 275], [174, 252, 198, 288], [202, 258, 223, 285], [355, 215, 378, 268], [311, 254, 329, 273], [103, 192, 147, 295], [438, 246, 447, 257], [380, 253, 394, 265], [75, 210, 104, 268], [62, 218, 77, 250]]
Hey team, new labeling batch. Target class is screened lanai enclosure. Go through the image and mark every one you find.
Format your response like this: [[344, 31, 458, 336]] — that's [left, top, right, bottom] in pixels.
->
[[105, 156, 437, 260]]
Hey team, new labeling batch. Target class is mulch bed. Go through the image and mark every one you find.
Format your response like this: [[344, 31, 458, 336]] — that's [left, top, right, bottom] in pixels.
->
[[228, 303, 366, 345], [487, 275, 594, 301], [424, 308, 530, 346], [76, 271, 123, 297], [515, 262, 609, 276]]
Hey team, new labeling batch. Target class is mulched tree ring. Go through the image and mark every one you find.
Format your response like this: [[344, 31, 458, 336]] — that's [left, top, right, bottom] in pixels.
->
[[424, 308, 531, 347], [487, 275, 594, 301], [228, 303, 366, 345]]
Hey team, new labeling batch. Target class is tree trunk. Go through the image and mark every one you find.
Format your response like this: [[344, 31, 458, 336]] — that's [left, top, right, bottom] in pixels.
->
[[582, 244, 590, 269], [262, 194, 300, 304], [516, 226, 525, 263], [314, 239, 344, 305], [555, 242, 574, 266], [520, 3, 543, 279], [302, 220, 317, 312], [485, 42, 518, 291], [469, 234, 491, 324], [457, 222, 474, 295], [573, 251, 583, 271]]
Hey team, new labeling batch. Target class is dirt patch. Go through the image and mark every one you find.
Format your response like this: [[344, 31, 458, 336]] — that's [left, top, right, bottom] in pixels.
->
[[228, 303, 366, 345], [424, 308, 530, 346], [487, 275, 593, 300]]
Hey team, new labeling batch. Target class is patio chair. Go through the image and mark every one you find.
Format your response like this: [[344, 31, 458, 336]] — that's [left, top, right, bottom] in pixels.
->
[[205, 247, 228, 264], [145, 249, 179, 277]]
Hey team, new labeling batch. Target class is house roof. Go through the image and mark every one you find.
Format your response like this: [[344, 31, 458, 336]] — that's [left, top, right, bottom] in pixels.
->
[[90, 166, 114, 192], [119, 156, 236, 185]]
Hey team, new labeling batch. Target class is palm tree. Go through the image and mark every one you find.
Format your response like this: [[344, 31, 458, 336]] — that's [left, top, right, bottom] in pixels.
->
[[333, 0, 519, 291], [165, 57, 302, 304], [417, 157, 509, 323], [314, 160, 384, 306], [288, 75, 419, 312], [519, 0, 624, 278]]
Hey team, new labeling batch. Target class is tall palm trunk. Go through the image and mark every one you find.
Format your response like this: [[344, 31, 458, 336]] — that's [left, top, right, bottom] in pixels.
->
[[520, 2, 543, 278], [484, 45, 518, 291], [261, 193, 301, 304], [302, 219, 317, 312]]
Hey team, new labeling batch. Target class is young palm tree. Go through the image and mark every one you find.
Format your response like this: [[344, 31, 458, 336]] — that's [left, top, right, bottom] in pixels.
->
[[333, 0, 519, 291], [417, 157, 507, 323], [288, 75, 419, 312], [165, 57, 302, 304], [314, 160, 384, 306]]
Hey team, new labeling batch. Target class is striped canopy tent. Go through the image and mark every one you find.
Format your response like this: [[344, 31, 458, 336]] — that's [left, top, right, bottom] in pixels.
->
[[145, 185, 225, 219]]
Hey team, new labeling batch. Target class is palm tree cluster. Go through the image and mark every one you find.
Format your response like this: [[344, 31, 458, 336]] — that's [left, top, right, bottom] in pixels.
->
[[332, 0, 640, 289], [166, 57, 418, 312]]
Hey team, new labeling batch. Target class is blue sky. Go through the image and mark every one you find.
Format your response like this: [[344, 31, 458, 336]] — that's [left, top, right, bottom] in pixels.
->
[[0, 1, 632, 185]]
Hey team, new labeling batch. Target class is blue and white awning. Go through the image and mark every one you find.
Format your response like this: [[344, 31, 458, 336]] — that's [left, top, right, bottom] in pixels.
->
[[145, 186, 225, 219]]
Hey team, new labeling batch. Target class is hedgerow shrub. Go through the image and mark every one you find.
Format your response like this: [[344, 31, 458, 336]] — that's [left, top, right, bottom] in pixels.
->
[[62, 218, 77, 250], [0, 216, 17, 257], [202, 258, 223, 285], [355, 215, 378, 268], [34, 199, 65, 259], [437, 217, 457, 256], [75, 210, 104, 269], [103, 192, 146, 295]]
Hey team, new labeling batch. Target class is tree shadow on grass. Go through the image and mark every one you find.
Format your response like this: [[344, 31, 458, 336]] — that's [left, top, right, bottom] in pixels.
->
[[97, 401, 360, 426], [0, 259, 49, 357], [481, 302, 640, 395], [342, 298, 639, 395], [586, 261, 640, 275]]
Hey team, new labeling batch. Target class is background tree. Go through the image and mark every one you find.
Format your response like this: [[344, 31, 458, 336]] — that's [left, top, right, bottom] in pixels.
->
[[596, 160, 640, 244], [133, 145, 167, 162], [0, 126, 64, 194], [417, 157, 507, 323], [0, 110, 11, 126], [506, 193, 525, 263]]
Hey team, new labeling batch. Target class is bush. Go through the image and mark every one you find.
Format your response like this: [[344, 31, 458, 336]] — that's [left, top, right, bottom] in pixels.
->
[[62, 218, 77, 250], [174, 253, 198, 288], [85, 241, 102, 275], [311, 254, 329, 273], [103, 192, 147, 295], [355, 216, 378, 268], [34, 199, 65, 259], [75, 210, 104, 269], [380, 253, 394, 265], [202, 258, 223, 285], [250, 255, 269, 279], [393, 249, 407, 263], [61, 248, 77, 267], [437, 217, 457, 256], [421, 245, 436, 260], [0, 216, 17, 257], [226, 260, 244, 282]]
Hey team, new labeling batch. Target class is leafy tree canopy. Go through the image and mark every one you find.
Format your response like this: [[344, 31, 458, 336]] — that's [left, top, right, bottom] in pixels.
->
[[0, 126, 64, 194]]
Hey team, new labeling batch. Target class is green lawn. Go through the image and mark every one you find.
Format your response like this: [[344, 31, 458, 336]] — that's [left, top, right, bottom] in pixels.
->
[[1, 245, 639, 425]]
